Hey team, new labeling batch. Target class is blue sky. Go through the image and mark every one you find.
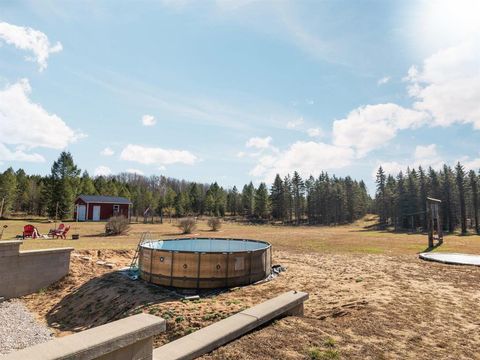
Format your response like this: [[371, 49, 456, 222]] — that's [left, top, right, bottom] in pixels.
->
[[1, 0, 479, 193]]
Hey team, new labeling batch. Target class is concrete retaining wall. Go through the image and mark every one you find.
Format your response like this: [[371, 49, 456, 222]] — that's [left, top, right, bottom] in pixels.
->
[[0, 240, 73, 299], [0, 314, 166, 360]]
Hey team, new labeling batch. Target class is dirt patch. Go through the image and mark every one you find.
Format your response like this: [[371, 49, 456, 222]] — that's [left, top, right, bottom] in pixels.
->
[[22, 248, 480, 358], [203, 252, 480, 359]]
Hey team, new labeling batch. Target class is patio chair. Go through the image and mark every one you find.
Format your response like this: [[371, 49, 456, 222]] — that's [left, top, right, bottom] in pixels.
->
[[23, 224, 35, 239], [48, 223, 64, 237], [53, 225, 70, 239]]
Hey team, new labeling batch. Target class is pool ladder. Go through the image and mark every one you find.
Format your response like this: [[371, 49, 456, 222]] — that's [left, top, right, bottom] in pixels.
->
[[129, 232, 151, 275]]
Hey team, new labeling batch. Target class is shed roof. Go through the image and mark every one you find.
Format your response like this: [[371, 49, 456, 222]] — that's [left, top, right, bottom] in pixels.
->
[[76, 195, 132, 204]]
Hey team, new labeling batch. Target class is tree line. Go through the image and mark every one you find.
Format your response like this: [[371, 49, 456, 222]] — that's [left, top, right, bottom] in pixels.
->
[[375, 163, 480, 234], [0, 152, 371, 224]]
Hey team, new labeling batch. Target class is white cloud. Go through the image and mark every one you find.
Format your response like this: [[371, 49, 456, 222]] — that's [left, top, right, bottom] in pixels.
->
[[333, 103, 428, 158], [101, 147, 114, 156], [414, 144, 438, 161], [373, 161, 404, 178], [236, 151, 247, 158], [120, 144, 197, 166], [0, 21, 62, 71], [286, 117, 304, 129], [306, 127, 323, 137], [463, 158, 480, 171], [0, 143, 45, 163], [94, 166, 112, 177], [331, 28, 480, 160], [141, 114, 156, 126], [245, 136, 272, 149], [377, 76, 391, 85], [457, 154, 480, 172], [126, 168, 144, 175], [407, 39, 480, 129], [0, 79, 82, 162], [250, 141, 354, 182], [374, 144, 443, 178]]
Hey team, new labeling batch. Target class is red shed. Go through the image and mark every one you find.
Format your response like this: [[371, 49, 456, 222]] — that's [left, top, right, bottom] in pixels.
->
[[74, 195, 132, 222]]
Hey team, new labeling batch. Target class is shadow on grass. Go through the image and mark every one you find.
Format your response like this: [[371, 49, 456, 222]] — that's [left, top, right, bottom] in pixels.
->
[[45, 271, 179, 333], [418, 241, 443, 254], [352, 224, 429, 236], [82, 233, 109, 238]]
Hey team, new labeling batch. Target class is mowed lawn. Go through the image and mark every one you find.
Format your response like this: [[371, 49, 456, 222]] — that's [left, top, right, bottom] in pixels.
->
[[2, 217, 480, 255]]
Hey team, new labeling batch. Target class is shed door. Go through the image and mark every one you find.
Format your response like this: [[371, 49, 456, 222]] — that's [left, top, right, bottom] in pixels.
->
[[77, 205, 86, 221], [93, 205, 101, 221]]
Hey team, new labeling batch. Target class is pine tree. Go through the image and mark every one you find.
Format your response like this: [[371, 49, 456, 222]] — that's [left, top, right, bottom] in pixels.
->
[[358, 180, 371, 217], [204, 182, 226, 216], [14, 169, 28, 212], [175, 191, 189, 217], [24, 176, 43, 215], [270, 174, 285, 221], [283, 175, 293, 223], [406, 168, 419, 229], [375, 166, 387, 225], [418, 166, 428, 229], [242, 182, 255, 217], [0, 168, 17, 217], [46, 152, 81, 219], [305, 176, 317, 224], [254, 182, 270, 219], [385, 175, 397, 227], [396, 172, 409, 229], [118, 185, 131, 199], [441, 165, 456, 233], [163, 187, 177, 222], [104, 180, 118, 196], [344, 176, 355, 223], [94, 176, 107, 195], [469, 170, 479, 234], [79, 171, 96, 195], [189, 183, 203, 215], [291, 171, 305, 225], [455, 162, 467, 235], [227, 186, 242, 216]]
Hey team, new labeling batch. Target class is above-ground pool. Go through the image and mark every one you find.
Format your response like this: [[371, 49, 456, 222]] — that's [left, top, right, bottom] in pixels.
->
[[138, 238, 272, 289]]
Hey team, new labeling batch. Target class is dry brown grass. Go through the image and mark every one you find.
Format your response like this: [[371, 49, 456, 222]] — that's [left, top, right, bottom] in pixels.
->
[[6, 216, 480, 359], [2, 216, 480, 255]]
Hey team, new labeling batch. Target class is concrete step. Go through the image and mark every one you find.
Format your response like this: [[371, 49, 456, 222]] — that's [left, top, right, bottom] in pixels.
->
[[1, 314, 165, 360], [153, 290, 308, 360]]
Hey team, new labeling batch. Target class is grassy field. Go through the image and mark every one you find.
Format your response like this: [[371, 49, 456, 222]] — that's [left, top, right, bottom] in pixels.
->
[[2, 216, 480, 255]]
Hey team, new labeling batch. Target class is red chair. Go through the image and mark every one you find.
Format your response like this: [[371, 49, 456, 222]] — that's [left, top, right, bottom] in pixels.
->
[[53, 225, 70, 239], [61, 226, 70, 239], [49, 223, 64, 238], [23, 224, 35, 239]]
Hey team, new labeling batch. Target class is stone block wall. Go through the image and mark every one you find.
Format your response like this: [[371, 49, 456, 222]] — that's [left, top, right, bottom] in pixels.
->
[[0, 240, 73, 299]]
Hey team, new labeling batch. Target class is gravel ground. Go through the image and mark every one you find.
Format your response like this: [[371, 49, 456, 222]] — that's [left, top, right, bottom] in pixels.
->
[[0, 299, 53, 355]]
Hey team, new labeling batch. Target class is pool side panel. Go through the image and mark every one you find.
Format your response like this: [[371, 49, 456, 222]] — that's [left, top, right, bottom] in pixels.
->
[[139, 238, 271, 289]]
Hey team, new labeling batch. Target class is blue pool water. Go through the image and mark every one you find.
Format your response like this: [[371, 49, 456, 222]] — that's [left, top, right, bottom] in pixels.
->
[[142, 238, 269, 253]]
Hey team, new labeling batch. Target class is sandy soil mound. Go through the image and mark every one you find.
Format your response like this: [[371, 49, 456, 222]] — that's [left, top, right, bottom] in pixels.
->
[[22, 250, 171, 334]]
